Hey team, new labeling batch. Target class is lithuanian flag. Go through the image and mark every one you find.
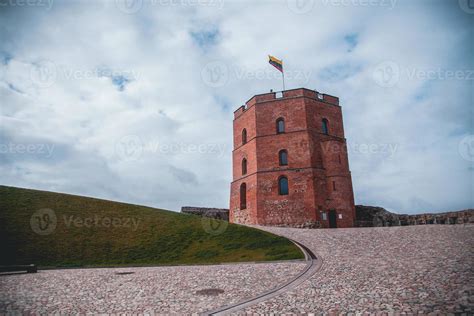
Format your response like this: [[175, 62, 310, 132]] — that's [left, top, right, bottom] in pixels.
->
[[268, 55, 283, 73]]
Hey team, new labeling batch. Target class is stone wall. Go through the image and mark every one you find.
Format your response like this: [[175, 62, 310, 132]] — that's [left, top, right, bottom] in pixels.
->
[[355, 205, 474, 227], [181, 207, 229, 221]]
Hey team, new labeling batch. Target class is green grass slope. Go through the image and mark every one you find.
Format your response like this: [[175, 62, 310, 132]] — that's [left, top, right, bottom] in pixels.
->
[[0, 186, 303, 268]]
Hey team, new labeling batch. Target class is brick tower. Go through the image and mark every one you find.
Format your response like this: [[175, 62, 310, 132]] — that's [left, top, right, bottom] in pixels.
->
[[229, 88, 355, 228]]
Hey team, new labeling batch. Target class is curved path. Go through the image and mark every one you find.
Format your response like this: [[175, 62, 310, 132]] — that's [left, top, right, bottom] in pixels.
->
[[204, 239, 322, 315], [0, 259, 307, 314]]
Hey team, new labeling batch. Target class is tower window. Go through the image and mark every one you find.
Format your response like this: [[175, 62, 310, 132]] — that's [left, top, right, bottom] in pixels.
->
[[279, 150, 288, 166], [276, 118, 285, 134], [278, 176, 289, 195], [240, 183, 247, 210], [242, 158, 247, 175], [322, 118, 329, 135], [242, 128, 247, 144], [333, 181, 336, 191]]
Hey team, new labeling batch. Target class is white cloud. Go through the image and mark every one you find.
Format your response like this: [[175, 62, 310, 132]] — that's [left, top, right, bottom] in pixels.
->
[[0, 0, 472, 213]]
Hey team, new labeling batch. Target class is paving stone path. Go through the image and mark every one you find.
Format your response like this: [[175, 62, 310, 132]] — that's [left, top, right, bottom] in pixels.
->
[[0, 262, 306, 314], [244, 224, 474, 314]]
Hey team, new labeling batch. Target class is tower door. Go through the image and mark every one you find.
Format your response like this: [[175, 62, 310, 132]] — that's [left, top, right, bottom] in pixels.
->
[[329, 210, 337, 228]]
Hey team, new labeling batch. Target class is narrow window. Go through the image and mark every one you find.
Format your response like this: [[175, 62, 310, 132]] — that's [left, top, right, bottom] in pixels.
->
[[322, 118, 329, 135], [242, 129, 247, 144], [279, 150, 288, 166], [322, 212, 327, 221], [240, 183, 247, 209], [278, 176, 289, 195], [333, 181, 336, 191], [242, 158, 247, 175], [276, 118, 285, 134], [338, 154, 341, 164]]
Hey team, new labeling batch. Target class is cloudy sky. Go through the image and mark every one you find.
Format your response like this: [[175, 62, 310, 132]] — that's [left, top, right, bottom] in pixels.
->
[[0, 0, 472, 214]]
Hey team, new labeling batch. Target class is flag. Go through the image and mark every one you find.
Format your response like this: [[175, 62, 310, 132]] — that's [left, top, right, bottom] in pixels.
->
[[268, 55, 283, 73]]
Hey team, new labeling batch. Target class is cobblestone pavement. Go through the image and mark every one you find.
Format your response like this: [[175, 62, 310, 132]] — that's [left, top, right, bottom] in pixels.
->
[[244, 225, 474, 314], [0, 262, 306, 314]]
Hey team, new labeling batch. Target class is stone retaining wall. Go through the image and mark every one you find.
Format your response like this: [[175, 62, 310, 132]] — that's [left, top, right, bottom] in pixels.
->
[[181, 207, 229, 221], [355, 205, 474, 227]]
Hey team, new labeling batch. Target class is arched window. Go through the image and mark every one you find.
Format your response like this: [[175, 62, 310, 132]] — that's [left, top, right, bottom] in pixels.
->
[[322, 118, 329, 135], [276, 118, 285, 134], [240, 183, 247, 209], [242, 129, 247, 144], [242, 158, 247, 175], [278, 176, 289, 195], [279, 150, 288, 166]]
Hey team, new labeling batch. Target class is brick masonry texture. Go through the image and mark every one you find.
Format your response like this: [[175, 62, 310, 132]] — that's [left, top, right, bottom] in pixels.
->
[[230, 88, 356, 228]]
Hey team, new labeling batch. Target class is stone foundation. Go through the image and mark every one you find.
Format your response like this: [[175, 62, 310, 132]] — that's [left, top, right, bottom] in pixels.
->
[[181, 207, 229, 221]]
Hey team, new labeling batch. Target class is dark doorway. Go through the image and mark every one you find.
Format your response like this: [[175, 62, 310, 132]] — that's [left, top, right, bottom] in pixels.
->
[[329, 209, 337, 228]]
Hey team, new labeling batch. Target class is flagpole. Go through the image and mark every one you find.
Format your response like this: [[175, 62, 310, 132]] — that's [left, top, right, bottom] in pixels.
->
[[282, 60, 286, 91]]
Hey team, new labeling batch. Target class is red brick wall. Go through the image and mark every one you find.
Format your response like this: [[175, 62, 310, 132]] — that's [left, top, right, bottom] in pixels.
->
[[230, 174, 258, 224], [230, 88, 355, 228]]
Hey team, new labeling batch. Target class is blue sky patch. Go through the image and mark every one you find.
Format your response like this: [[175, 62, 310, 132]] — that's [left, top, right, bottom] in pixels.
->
[[97, 67, 132, 91], [319, 62, 363, 82], [344, 33, 359, 52], [0, 51, 13, 65], [111, 75, 130, 91], [190, 28, 220, 51], [8, 83, 24, 94]]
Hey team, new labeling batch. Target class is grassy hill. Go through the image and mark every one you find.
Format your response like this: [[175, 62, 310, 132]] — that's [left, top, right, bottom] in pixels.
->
[[0, 186, 303, 268]]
